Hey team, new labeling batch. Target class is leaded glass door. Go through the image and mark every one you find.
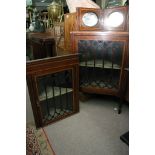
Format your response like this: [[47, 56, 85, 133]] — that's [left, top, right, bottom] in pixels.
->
[[27, 54, 79, 128], [36, 69, 74, 125], [71, 31, 129, 113], [78, 40, 124, 91]]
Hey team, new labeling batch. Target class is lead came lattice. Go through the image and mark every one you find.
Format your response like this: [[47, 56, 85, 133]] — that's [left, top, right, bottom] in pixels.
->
[[78, 40, 124, 89], [37, 70, 74, 123]]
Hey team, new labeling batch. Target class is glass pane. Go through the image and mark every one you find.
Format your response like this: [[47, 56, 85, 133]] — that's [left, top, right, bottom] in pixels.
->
[[78, 40, 124, 89], [36, 70, 73, 123]]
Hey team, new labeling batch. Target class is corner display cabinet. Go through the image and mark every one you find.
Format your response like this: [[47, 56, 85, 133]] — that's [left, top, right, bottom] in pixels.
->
[[71, 6, 129, 114], [71, 31, 128, 113], [26, 54, 79, 128]]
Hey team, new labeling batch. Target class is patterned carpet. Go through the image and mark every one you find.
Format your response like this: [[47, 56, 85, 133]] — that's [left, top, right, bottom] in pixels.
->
[[26, 123, 55, 155]]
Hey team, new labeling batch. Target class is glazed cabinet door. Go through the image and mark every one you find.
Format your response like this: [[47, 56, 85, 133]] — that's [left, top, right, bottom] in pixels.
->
[[71, 32, 128, 97], [27, 54, 79, 128]]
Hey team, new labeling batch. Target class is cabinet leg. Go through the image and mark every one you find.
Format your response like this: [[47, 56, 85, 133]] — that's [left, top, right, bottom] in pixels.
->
[[118, 98, 123, 114], [118, 106, 122, 114]]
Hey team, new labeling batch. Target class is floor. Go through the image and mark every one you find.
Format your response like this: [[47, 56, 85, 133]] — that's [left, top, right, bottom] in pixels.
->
[[43, 95, 129, 155]]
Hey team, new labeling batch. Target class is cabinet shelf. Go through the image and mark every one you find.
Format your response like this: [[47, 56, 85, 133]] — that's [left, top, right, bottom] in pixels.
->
[[39, 87, 73, 101], [80, 60, 121, 69], [80, 79, 119, 89]]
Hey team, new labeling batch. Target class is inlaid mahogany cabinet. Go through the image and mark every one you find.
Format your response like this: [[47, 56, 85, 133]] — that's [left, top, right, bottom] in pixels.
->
[[26, 54, 79, 128], [70, 6, 129, 113], [71, 32, 128, 113]]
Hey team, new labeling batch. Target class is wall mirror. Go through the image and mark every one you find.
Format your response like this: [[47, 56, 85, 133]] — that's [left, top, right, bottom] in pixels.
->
[[82, 12, 99, 27], [104, 11, 124, 27], [101, 6, 128, 31]]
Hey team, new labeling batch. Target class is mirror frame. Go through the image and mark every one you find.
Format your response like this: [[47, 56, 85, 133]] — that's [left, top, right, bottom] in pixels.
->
[[76, 6, 128, 32]]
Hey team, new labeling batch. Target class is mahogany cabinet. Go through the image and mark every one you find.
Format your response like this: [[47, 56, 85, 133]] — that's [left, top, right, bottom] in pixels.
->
[[69, 6, 129, 113], [26, 54, 79, 128], [71, 31, 129, 113]]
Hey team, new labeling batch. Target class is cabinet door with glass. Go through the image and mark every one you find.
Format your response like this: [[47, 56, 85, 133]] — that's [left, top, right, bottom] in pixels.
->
[[27, 54, 79, 128], [71, 31, 128, 113]]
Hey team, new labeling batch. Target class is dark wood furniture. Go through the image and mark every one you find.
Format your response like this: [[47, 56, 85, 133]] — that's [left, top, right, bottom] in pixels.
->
[[70, 6, 129, 113], [26, 6, 129, 129], [71, 31, 128, 113], [57, 6, 128, 55], [63, 13, 78, 52], [27, 33, 56, 60], [27, 54, 79, 128]]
